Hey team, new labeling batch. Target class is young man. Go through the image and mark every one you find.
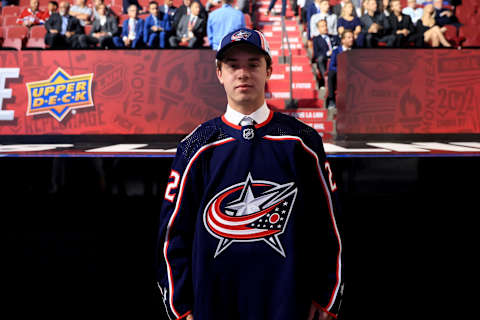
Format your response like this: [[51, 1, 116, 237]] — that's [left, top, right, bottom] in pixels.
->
[[206, 0, 245, 50], [360, 0, 393, 47], [69, 0, 92, 26], [327, 29, 354, 109], [157, 28, 343, 320]]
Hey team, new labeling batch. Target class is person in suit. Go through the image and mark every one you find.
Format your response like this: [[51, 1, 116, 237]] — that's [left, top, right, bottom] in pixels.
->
[[169, 0, 205, 48], [159, 0, 177, 47], [83, 3, 118, 48], [144, 1, 172, 48], [327, 29, 354, 109], [113, 4, 144, 48], [312, 19, 339, 87], [387, 0, 422, 47], [173, 0, 207, 30], [44, 1, 85, 49], [360, 0, 394, 47], [309, 0, 338, 39], [122, 0, 143, 14]]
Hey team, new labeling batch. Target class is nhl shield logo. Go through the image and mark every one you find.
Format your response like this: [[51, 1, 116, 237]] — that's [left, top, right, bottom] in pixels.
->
[[203, 173, 297, 258], [242, 127, 255, 140]]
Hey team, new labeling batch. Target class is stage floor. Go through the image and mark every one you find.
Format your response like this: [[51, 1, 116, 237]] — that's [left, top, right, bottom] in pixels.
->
[[1, 135, 480, 157]]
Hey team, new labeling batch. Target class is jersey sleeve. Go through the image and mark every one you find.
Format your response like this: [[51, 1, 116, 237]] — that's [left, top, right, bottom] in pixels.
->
[[156, 143, 201, 320], [301, 132, 344, 318]]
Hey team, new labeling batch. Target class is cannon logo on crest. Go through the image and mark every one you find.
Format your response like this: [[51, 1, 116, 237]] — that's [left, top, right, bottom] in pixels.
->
[[203, 173, 297, 258]]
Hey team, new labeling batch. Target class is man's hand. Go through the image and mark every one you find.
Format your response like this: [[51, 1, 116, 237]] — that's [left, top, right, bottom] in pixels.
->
[[440, 10, 453, 17], [186, 314, 193, 320], [368, 23, 379, 33], [50, 29, 59, 34], [65, 31, 74, 38], [307, 303, 335, 320]]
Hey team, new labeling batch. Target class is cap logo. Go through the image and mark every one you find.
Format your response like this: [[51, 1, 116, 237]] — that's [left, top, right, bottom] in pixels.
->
[[231, 30, 252, 42]]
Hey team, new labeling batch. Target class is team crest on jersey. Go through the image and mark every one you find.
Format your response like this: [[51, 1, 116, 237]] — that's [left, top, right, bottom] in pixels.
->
[[203, 173, 297, 258], [231, 30, 252, 42]]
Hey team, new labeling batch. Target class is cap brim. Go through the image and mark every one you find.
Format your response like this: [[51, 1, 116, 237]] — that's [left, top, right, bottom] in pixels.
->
[[216, 40, 270, 61]]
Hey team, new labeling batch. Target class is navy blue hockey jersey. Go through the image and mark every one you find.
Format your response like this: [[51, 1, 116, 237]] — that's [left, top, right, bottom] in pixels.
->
[[157, 111, 343, 320]]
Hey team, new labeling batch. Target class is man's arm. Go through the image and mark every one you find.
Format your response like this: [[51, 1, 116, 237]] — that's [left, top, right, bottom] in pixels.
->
[[299, 131, 344, 319], [157, 142, 199, 320]]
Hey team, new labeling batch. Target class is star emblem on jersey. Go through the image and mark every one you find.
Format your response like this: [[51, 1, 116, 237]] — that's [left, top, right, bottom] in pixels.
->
[[203, 173, 297, 258]]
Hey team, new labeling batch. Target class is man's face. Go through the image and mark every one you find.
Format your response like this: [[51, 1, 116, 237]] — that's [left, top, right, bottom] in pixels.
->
[[317, 20, 328, 35], [407, 0, 416, 8], [433, 0, 442, 9], [390, 0, 401, 13], [366, 0, 377, 13], [47, 3, 57, 12], [30, 0, 39, 11], [149, 3, 158, 15], [59, 2, 69, 15], [98, 4, 106, 15], [128, 5, 138, 18], [191, 2, 200, 16], [76, 0, 85, 6], [217, 45, 272, 109], [165, 0, 173, 6], [342, 32, 354, 48], [184, 0, 191, 7], [320, 1, 329, 13]]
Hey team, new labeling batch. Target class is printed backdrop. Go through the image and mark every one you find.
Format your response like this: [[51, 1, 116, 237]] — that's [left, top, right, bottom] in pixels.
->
[[0, 50, 226, 135], [336, 49, 480, 134]]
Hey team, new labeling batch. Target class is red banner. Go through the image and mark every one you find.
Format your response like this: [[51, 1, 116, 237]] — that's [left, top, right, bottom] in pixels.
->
[[336, 49, 480, 134], [0, 50, 227, 135]]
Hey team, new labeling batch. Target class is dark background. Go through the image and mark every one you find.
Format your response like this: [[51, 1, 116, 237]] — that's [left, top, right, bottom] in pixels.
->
[[2, 155, 477, 319]]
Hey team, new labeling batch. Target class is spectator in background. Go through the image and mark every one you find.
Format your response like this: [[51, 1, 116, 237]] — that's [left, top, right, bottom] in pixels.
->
[[265, 0, 286, 17], [361, 0, 393, 47], [402, 0, 422, 24], [207, 0, 245, 50], [17, 0, 45, 27], [173, 0, 207, 30], [312, 19, 339, 87], [338, 1, 364, 46], [122, 0, 143, 14], [416, 2, 451, 47], [236, 0, 249, 14], [144, 1, 171, 48], [44, 1, 85, 48], [159, 0, 177, 46], [92, 0, 114, 21], [169, 1, 205, 48], [114, 4, 144, 48], [42, 1, 59, 21], [2, 0, 19, 7], [206, 0, 222, 12], [70, 0, 93, 26], [84, 3, 118, 48], [332, 0, 357, 17], [433, 0, 458, 27], [387, 0, 422, 47], [379, 0, 390, 17], [327, 29, 354, 109], [309, 0, 338, 39]]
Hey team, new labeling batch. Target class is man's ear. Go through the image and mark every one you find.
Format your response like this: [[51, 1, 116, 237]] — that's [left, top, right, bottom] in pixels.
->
[[216, 67, 224, 85], [266, 66, 272, 82]]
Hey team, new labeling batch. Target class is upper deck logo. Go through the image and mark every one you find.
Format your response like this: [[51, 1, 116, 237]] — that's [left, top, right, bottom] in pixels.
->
[[26, 67, 94, 121]]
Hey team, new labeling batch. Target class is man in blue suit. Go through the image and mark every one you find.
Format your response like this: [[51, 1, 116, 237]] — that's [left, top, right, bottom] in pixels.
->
[[327, 29, 353, 109], [312, 19, 340, 87], [113, 4, 144, 48], [144, 0, 171, 48]]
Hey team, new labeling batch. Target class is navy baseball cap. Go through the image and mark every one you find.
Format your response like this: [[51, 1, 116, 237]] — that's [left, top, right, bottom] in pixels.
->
[[216, 28, 271, 61]]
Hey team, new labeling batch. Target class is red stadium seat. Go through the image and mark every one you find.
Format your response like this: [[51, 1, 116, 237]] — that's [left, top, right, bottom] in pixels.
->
[[118, 14, 129, 26], [84, 24, 93, 35], [244, 13, 252, 29], [110, 4, 123, 16], [3, 15, 19, 26], [1, 6, 21, 18], [29, 24, 46, 38], [2, 25, 28, 50]]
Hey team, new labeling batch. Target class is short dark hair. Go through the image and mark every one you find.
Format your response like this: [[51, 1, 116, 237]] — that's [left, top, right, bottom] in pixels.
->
[[149, 1, 159, 7], [341, 29, 354, 39], [49, 0, 58, 7]]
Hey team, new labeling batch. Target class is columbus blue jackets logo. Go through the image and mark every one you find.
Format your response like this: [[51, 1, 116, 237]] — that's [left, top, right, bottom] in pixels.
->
[[231, 30, 251, 42], [203, 173, 297, 258]]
